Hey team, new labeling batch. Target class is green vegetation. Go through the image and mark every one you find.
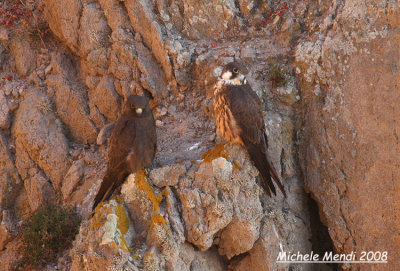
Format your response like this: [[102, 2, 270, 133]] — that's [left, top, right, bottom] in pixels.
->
[[267, 61, 288, 88], [19, 204, 79, 268]]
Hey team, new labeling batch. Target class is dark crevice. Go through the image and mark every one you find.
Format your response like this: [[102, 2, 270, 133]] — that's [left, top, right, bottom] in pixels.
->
[[227, 251, 249, 269], [308, 196, 341, 271], [142, 88, 155, 102]]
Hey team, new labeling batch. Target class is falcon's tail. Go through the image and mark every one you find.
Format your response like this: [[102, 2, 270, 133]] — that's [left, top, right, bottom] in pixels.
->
[[92, 170, 127, 211], [245, 143, 286, 197]]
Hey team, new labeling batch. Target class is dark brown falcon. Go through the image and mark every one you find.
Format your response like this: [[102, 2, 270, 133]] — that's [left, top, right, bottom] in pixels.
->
[[92, 95, 157, 210], [213, 62, 286, 196]]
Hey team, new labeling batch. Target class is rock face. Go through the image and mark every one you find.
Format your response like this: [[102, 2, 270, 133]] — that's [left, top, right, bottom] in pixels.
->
[[13, 89, 70, 193], [296, 1, 400, 270], [1, 0, 397, 270], [70, 145, 310, 271]]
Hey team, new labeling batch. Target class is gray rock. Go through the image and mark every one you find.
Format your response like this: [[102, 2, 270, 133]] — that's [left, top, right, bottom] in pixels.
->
[[0, 210, 16, 251], [149, 164, 186, 187], [240, 46, 256, 61], [0, 131, 21, 211], [13, 89, 70, 191], [24, 171, 56, 212], [121, 173, 158, 234], [90, 76, 121, 122], [135, 40, 169, 103], [46, 61, 98, 144], [11, 39, 36, 76], [0, 91, 11, 129], [62, 159, 85, 201], [70, 200, 136, 271], [0, 27, 8, 41], [79, 2, 111, 56], [44, 0, 81, 52]]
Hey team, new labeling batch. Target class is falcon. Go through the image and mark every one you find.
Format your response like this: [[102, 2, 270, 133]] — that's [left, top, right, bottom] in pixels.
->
[[213, 62, 286, 196], [92, 95, 157, 210]]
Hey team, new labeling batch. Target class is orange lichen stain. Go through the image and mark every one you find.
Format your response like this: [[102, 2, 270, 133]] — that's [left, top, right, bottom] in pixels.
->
[[134, 170, 170, 237], [163, 188, 169, 197], [115, 203, 132, 252], [112, 195, 124, 203], [233, 160, 241, 170], [134, 169, 162, 212], [199, 144, 230, 167], [116, 204, 129, 235], [149, 213, 167, 233], [116, 235, 131, 253], [175, 160, 183, 164], [152, 214, 166, 226], [156, 162, 163, 167], [90, 202, 112, 230], [144, 252, 155, 264], [110, 240, 130, 254], [131, 249, 140, 260]]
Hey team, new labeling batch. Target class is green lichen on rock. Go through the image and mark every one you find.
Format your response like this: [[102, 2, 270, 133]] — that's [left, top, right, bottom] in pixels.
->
[[92, 200, 133, 253]]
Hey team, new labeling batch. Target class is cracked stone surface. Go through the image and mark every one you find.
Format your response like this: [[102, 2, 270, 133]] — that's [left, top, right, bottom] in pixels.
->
[[0, 0, 396, 270]]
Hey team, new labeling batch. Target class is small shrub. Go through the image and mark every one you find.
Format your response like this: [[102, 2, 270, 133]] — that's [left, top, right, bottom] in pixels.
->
[[19, 204, 80, 268], [267, 61, 288, 88], [0, 1, 50, 47]]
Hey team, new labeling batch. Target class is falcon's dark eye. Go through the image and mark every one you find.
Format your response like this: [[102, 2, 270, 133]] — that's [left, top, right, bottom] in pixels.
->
[[233, 68, 238, 73], [131, 104, 135, 109]]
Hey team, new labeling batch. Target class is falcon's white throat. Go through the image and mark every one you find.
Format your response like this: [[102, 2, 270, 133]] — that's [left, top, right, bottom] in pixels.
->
[[221, 71, 233, 80], [218, 71, 247, 87]]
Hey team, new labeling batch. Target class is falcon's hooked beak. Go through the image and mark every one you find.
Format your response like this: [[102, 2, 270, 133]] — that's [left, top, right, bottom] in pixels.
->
[[239, 74, 247, 84], [232, 73, 247, 85], [136, 108, 143, 114]]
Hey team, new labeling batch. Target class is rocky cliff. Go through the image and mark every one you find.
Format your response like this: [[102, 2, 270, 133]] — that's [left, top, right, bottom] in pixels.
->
[[0, 0, 398, 270], [296, 1, 400, 270]]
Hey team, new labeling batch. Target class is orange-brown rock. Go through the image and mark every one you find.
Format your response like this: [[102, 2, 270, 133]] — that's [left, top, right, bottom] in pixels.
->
[[296, 1, 400, 270]]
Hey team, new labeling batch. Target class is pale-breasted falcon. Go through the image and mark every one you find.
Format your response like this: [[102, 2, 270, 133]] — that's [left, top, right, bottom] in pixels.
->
[[213, 62, 286, 196], [92, 95, 157, 210]]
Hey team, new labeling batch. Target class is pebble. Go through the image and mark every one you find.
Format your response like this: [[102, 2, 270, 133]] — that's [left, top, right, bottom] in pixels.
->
[[156, 120, 164, 128], [8, 99, 19, 111], [160, 107, 168, 116], [209, 134, 216, 141], [70, 149, 82, 159], [0, 27, 9, 41], [45, 64, 53, 75], [37, 70, 45, 80], [18, 86, 27, 95], [12, 89, 19, 98], [4, 83, 12, 96]]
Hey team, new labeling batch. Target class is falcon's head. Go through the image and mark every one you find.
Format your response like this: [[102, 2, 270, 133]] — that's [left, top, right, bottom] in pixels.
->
[[220, 62, 249, 85], [123, 95, 151, 117]]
